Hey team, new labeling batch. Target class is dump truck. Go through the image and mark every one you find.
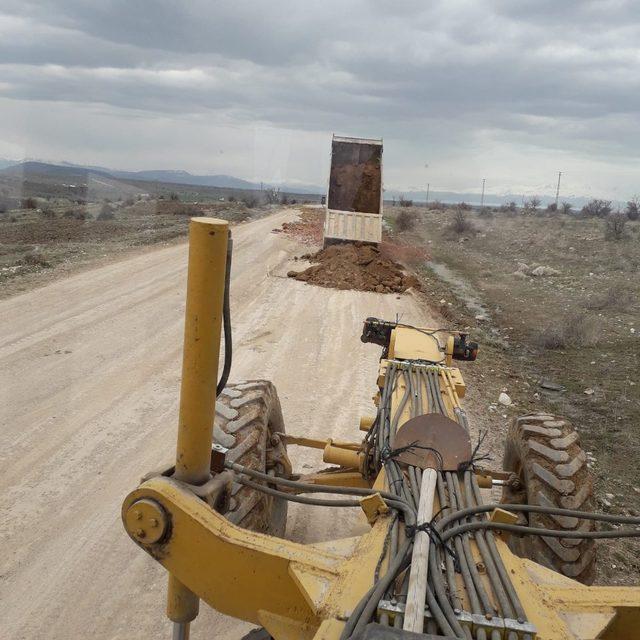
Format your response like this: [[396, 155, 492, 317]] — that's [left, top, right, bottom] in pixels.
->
[[323, 135, 383, 246], [123, 217, 640, 640]]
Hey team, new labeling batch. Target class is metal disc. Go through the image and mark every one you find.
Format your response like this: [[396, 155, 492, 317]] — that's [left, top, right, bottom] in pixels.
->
[[392, 413, 473, 471]]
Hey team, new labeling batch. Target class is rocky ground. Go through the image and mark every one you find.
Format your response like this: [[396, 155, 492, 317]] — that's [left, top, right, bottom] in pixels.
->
[[0, 197, 267, 299], [384, 204, 640, 585]]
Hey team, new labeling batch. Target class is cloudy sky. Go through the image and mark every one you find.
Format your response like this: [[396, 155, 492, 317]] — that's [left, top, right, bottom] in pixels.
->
[[1, 0, 639, 199]]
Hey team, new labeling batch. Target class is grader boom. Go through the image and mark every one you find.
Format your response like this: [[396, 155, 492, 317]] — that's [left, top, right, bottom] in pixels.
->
[[123, 217, 640, 640]]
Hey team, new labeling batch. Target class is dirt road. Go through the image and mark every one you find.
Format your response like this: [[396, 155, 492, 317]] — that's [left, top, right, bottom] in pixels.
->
[[1, 209, 431, 640]]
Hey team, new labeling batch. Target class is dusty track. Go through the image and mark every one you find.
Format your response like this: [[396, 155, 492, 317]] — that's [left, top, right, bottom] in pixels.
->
[[0, 209, 432, 640]]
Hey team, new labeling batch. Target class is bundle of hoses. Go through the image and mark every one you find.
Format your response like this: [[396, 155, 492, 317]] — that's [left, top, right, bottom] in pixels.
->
[[226, 362, 640, 639]]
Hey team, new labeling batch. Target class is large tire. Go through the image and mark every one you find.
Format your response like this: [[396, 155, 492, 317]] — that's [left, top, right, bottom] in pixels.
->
[[214, 380, 289, 537], [501, 413, 597, 584]]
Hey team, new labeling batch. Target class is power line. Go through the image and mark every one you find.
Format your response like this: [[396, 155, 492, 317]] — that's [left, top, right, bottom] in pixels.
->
[[555, 171, 562, 207]]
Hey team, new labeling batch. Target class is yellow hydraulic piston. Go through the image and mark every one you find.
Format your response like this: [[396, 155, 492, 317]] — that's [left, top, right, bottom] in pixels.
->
[[167, 217, 229, 639]]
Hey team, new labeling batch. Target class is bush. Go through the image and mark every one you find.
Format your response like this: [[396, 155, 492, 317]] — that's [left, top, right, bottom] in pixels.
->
[[458, 201, 472, 210], [280, 194, 289, 205], [228, 195, 236, 202], [40, 208, 56, 219], [626, 197, 639, 221], [398, 195, 413, 208], [22, 197, 37, 209], [560, 202, 573, 215], [169, 192, 180, 201], [604, 211, 627, 240], [449, 208, 474, 234], [586, 282, 634, 311], [581, 198, 612, 218], [395, 209, 417, 232], [242, 196, 258, 208], [524, 196, 541, 212], [264, 188, 279, 204], [536, 312, 598, 350], [97, 203, 115, 221], [63, 209, 76, 218], [499, 201, 517, 213], [20, 251, 51, 268], [430, 200, 446, 211], [546, 202, 557, 213]]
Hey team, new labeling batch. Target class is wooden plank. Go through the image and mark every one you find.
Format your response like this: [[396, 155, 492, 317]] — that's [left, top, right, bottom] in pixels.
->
[[403, 467, 438, 633]]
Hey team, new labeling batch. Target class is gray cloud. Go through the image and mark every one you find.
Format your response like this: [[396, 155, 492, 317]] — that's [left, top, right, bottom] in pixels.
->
[[0, 1, 638, 197]]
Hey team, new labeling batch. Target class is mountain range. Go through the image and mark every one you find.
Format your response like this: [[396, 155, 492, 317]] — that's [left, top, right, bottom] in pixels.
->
[[0, 158, 611, 208]]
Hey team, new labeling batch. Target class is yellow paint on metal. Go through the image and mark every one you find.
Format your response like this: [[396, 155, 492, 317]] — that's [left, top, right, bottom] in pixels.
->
[[490, 507, 519, 525], [124, 498, 168, 544], [282, 434, 361, 451], [323, 443, 363, 471], [174, 217, 229, 485], [359, 415, 375, 431], [298, 470, 370, 489], [169, 217, 229, 627], [390, 326, 444, 362], [359, 492, 389, 524], [123, 314, 640, 640], [123, 476, 342, 627]]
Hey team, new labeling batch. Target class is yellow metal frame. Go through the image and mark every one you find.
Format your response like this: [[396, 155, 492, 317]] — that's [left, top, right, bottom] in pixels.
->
[[123, 218, 640, 640]]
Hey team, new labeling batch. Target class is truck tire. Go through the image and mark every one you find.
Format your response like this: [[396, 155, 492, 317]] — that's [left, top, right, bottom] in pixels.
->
[[214, 380, 289, 537], [501, 414, 596, 584]]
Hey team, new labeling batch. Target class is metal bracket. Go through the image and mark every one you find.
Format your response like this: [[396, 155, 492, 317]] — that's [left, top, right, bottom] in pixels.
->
[[378, 601, 537, 639]]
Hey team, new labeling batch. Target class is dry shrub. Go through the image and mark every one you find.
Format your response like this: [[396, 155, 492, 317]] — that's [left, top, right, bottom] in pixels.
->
[[586, 283, 634, 311], [430, 200, 446, 211], [448, 208, 474, 234], [242, 195, 258, 208], [395, 209, 417, 232], [582, 199, 612, 218], [398, 194, 413, 208], [604, 212, 628, 240], [535, 312, 598, 350], [20, 251, 51, 268], [97, 203, 115, 221], [560, 202, 573, 215]]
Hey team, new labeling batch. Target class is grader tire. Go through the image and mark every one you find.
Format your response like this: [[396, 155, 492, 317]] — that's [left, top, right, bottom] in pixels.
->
[[214, 380, 288, 537], [501, 414, 596, 584]]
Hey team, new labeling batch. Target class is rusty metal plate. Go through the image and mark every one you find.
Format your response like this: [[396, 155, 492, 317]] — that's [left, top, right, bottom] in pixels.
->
[[393, 414, 472, 471]]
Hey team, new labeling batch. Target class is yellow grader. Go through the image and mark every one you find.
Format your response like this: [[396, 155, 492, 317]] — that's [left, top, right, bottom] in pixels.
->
[[122, 217, 640, 640]]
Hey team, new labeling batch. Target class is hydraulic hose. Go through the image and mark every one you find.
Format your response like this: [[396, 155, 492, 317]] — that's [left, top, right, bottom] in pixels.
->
[[216, 232, 233, 397]]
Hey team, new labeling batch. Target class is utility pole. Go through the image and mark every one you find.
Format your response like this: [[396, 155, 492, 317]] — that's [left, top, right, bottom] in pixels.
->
[[480, 179, 486, 209], [426, 183, 430, 207], [555, 171, 562, 208]]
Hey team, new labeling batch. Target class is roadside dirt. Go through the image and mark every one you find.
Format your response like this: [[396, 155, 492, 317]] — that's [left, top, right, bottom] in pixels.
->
[[0, 198, 264, 300], [0, 208, 438, 640]]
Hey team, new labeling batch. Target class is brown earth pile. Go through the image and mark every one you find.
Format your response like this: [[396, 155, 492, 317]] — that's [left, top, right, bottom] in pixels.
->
[[287, 242, 420, 293], [272, 209, 323, 244]]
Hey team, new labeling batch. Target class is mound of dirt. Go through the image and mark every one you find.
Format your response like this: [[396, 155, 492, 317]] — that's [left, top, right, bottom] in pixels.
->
[[273, 209, 323, 245], [287, 242, 420, 293]]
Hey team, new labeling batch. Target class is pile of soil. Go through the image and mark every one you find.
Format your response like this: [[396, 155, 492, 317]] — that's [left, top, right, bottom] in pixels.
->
[[288, 242, 420, 293], [273, 209, 323, 244]]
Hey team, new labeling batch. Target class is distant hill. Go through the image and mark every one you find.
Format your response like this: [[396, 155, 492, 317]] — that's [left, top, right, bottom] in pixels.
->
[[107, 169, 259, 190], [2, 161, 114, 180], [0, 160, 609, 208]]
